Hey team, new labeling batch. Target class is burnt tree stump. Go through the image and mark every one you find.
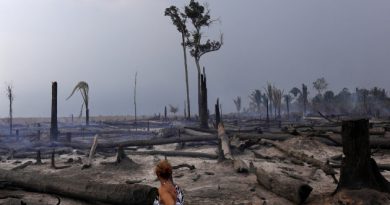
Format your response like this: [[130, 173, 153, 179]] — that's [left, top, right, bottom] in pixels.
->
[[199, 69, 209, 129], [50, 82, 59, 141], [336, 119, 390, 193], [37, 123, 41, 141], [35, 150, 42, 165], [215, 98, 221, 129]]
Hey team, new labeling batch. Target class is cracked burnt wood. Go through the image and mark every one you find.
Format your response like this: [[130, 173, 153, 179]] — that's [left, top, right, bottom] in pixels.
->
[[256, 167, 313, 204], [53, 134, 218, 150], [261, 138, 338, 183], [11, 161, 33, 171], [324, 134, 390, 149], [218, 123, 249, 172], [0, 169, 158, 205], [12, 148, 73, 159], [51, 150, 71, 170], [126, 150, 218, 159], [336, 119, 390, 193], [218, 123, 233, 160]]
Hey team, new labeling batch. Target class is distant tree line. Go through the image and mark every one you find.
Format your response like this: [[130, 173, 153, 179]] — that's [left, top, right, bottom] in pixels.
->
[[239, 77, 390, 119]]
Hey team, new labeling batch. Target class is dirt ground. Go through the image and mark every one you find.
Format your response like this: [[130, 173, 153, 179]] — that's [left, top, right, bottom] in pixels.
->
[[1, 117, 390, 205]]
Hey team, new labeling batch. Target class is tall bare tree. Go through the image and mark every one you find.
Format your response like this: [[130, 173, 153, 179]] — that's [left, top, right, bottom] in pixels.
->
[[302, 84, 308, 115], [66, 81, 89, 125], [272, 87, 283, 119], [261, 94, 269, 123], [5, 84, 14, 136], [133, 72, 138, 125], [185, 0, 223, 128], [165, 6, 191, 119]]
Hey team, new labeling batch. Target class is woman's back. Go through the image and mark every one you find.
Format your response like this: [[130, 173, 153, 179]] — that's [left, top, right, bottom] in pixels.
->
[[153, 160, 184, 205], [154, 183, 184, 205]]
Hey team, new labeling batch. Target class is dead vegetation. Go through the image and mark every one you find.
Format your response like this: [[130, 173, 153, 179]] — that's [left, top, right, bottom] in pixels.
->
[[0, 115, 390, 204]]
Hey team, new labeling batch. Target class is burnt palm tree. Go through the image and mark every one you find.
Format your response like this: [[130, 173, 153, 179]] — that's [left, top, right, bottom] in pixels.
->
[[272, 87, 283, 119], [249, 90, 262, 115], [67, 81, 89, 125]]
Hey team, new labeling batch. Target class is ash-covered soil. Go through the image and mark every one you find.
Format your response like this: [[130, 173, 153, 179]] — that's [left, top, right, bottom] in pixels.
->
[[1, 117, 390, 205]]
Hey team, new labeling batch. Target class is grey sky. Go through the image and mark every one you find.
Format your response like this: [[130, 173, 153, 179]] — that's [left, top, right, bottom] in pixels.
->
[[0, 0, 389, 117]]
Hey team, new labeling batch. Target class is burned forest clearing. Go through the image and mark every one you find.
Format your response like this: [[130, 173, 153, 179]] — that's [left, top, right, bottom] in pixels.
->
[[2, 0, 390, 204], [0, 116, 390, 204]]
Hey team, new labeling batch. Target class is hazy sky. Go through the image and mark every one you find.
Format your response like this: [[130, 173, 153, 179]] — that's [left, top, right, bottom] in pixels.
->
[[0, 0, 389, 117]]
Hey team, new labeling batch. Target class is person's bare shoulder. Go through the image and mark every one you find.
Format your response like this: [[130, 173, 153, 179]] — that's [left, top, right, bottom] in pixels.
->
[[158, 187, 175, 205]]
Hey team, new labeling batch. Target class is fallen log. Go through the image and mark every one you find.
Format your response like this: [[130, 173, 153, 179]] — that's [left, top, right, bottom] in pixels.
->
[[184, 126, 217, 134], [256, 167, 313, 204], [12, 147, 73, 159], [0, 169, 158, 205], [11, 161, 33, 171], [126, 150, 218, 160], [325, 134, 390, 149], [233, 133, 290, 141], [313, 127, 386, 136], [261, 139, 338, 183], [51, 150, 71, 170], [53, 134, 218, 150], [172, 163, 196, 170], [318, 111, 336, 123], [329, 161, 390, 172]]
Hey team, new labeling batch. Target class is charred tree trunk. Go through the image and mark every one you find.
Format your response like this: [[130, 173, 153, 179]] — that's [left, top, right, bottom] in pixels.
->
[[199, 68, 209, 128], [182, 34, 191, 119], [6, 85, 14, 137], [266, 99, 269, 123], [215, 98, 221, 128], [0, 169, 158, 205], [86, 108, 90, 126], [50, 82, 58, 141], [126, 150, 218, 159], [9, 96, 12, 137], [256, 167, 312, 204], [286, 98, 290, 120], [218, 123, 232, 160], [164, 106, 167, 121], [336, 119, 390, 193], [302, 84, 308, 116], [134, 72, 138, 126], [37, 123, 41, 141], [35, 150, 42, 165]]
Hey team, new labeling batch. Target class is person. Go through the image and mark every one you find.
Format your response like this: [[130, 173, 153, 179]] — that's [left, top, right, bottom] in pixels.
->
[[153, 160, 184, 205]]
